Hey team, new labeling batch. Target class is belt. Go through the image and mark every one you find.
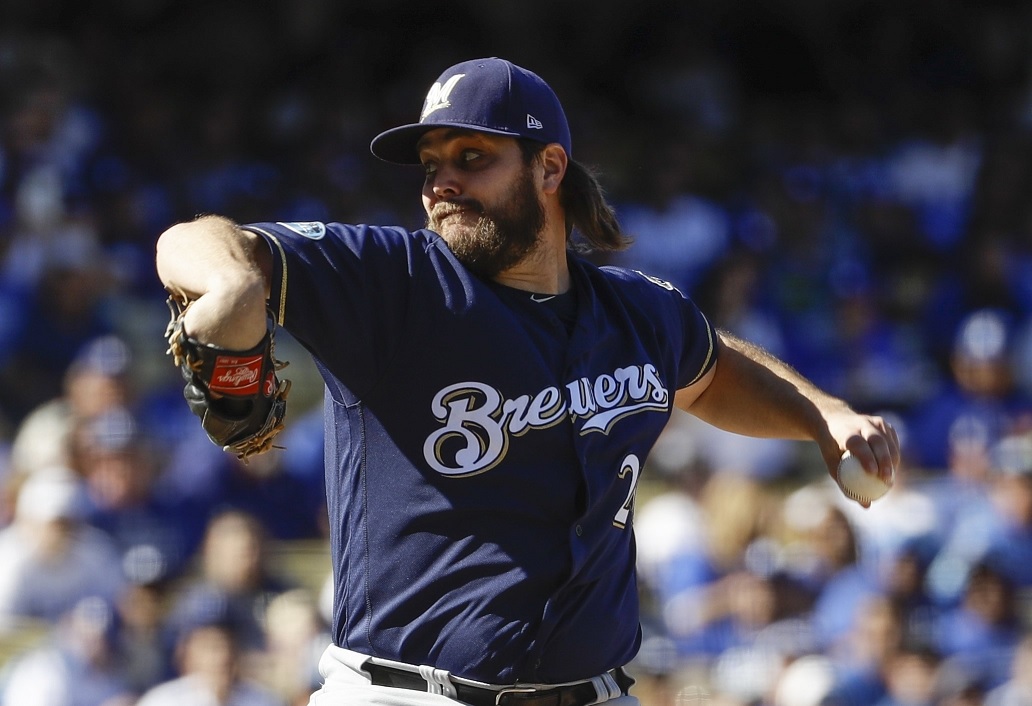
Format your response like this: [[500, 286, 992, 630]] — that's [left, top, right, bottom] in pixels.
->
[[365, 662, 634, 706]]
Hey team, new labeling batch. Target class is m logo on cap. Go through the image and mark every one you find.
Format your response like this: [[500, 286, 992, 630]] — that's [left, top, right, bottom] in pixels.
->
[[421, 74, 466, 121]]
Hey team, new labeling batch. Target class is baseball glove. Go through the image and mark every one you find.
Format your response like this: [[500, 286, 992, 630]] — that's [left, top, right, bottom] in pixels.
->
[[164, 297, 291, 461]]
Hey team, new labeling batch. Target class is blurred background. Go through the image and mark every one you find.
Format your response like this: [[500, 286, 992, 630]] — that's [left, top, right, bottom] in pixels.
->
[[1, 0, 1032, 704]]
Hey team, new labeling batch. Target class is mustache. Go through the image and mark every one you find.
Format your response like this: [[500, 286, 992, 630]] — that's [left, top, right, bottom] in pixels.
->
[[430, 199, 485, 220]]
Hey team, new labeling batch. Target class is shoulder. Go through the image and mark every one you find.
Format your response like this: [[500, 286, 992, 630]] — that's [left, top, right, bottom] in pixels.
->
[[244, 221, 437, 249], [243, 222, 452, 276], [582, 260, 693, 310], [597, 264, 684, 295]]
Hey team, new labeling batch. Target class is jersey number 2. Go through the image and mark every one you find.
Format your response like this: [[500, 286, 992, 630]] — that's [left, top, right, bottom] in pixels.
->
[[613, 454, 641, 529]]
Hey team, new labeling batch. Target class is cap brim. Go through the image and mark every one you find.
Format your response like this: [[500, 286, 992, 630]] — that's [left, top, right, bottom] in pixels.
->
[[370, 121, 525, 164]]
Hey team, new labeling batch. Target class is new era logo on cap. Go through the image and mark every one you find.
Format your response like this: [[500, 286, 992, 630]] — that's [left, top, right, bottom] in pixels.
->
[[370, 57, 572, 164]]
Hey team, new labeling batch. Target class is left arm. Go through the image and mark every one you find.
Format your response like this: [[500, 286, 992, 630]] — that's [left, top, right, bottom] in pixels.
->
[[676, 331, 900, 495]]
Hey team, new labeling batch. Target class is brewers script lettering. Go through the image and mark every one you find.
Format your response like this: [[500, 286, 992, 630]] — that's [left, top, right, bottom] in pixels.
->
[[423, 363, 669, 476]]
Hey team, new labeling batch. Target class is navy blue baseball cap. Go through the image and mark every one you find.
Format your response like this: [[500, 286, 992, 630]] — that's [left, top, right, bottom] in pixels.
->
[[370, 57, 572, 164]]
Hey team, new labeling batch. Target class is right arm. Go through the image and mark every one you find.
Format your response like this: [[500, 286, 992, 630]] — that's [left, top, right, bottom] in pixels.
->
[[155, 215, 273, 349], [675, 330, 899, 503]]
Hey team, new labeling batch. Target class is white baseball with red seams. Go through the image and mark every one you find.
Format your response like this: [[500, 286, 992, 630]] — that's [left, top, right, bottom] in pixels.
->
[[836, 451, 893, 504]]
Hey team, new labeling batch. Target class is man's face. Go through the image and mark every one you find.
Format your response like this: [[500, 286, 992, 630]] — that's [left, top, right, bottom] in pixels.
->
[[419, 129, 545, 279]]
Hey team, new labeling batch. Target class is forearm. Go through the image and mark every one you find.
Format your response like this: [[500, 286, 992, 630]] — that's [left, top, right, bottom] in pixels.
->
[[683, 331, 849, 451], [678, 330, 899, 504], [156, 215, 271, 349]]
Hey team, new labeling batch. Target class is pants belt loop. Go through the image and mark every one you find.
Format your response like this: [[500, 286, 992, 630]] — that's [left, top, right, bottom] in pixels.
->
[[588, 671, 622, 704], [603, 671, 622, 699], [418, 664, 458, 699]]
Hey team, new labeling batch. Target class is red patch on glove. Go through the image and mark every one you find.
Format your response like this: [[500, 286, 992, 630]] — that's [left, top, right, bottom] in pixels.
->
[[210, 355, 263, 395]]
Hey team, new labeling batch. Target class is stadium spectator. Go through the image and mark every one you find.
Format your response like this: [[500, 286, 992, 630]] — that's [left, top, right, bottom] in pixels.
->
[[7, 334, 133, 482], [801, 506, 878, 653], [256, 588, 331, 706], [908, 309, 1031, 473], [984, 633, 1032, 706], [115, 544, 176, 695], [72, 406, 200, 575], [926, 432, 1032, 605], [0, 595, 135, 706], [135, 591, 285, 706], [0, 467, 124, 631], [819, 595, 905, 706], [165, 509, 295, 656], [933, 559, 1023, 689], [871, 642, 941, 706]]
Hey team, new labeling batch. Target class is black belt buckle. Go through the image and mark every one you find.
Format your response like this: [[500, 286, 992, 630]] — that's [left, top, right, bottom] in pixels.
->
[[367, 661, 630, 706], [495, 682, 601, 706]]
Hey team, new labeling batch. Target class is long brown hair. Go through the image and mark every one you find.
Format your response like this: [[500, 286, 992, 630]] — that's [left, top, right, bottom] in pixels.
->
[[519, 140, 631, 253]]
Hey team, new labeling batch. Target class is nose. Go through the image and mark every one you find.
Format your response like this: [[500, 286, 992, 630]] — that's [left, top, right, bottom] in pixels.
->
[[428, 163, 462, 202]]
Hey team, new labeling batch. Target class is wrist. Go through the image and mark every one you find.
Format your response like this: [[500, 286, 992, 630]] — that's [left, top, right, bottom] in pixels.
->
[[183, 276, 268, 350]]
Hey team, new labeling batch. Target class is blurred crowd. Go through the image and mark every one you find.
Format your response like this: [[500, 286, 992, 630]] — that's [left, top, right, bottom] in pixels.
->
[[2, 1, 1032, 705]]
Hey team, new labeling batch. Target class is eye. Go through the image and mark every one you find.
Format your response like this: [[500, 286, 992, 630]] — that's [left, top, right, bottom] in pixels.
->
[[422, 161, 437, 178], [460, 150, 481, 166]]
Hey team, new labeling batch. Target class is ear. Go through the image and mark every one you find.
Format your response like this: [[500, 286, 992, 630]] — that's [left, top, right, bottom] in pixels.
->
[[539, 144, 568, 195]]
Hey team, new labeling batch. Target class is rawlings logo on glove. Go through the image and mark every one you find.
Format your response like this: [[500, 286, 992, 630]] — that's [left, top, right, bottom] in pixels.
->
[[164, 297, 291, 461], [211, 356, 263, 393]]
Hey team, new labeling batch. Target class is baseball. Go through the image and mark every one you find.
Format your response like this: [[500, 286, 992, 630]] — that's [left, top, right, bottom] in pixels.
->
[[836, 452, 892, 505]]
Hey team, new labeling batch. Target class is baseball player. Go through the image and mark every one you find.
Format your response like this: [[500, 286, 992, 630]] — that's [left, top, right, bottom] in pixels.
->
[[155, 57, 899, 706]]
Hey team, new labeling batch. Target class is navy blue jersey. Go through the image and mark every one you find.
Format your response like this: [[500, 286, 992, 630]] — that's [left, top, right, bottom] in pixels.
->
[[245, 221, 717, 684]]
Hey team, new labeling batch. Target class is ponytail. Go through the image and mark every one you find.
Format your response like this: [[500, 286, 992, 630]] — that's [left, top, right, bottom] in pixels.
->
[[518, 140, 632, 253], [560, 159, 632, 253]]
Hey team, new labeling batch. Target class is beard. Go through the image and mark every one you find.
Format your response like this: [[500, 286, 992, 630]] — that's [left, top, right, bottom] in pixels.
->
[[426, 165, 546, 279]]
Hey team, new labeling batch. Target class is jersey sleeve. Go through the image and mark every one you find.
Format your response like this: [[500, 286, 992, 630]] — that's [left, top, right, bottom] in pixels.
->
[[598, 266, 718, 391], [242, 221, 424, 398], [675, 290, 718, 390]]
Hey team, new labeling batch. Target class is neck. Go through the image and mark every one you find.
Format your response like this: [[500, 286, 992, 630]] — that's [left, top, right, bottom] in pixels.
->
[[493, 224, 570, 294]]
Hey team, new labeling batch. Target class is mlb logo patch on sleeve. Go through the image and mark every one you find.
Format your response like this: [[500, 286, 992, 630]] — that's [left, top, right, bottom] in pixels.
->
[[277, 222, 326, 239]]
